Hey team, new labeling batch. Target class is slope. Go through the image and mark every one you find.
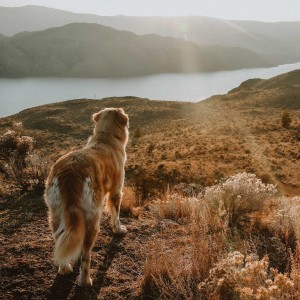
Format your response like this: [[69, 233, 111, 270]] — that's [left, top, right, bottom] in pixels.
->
[[0, 70, 299, 195], [0, 23, 272, 77]]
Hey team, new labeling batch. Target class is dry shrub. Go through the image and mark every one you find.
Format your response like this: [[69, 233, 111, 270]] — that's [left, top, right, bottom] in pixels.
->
[[203, 173, 277, 226], [291, 245, 300, 295], [155, 192, 194, 223], [142, 197, 228, 299], [259, 196, 300, 247], [5, 154, 49, 193], [0, 122, 49, 194], [281, 111, 292, 129], [198, 251, 298, 300], [121, 186, 143, 217], [142, 240, 197, 299]]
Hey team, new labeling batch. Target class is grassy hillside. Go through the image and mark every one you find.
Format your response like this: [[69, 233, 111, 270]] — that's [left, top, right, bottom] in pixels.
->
[[0, 23, 273, 77], [1, 70, 300, 299], [1, 5, 300, 64], [1, 70, 299, 195]]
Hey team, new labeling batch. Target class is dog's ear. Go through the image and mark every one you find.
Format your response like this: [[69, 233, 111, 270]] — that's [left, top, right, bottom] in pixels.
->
[[116, 109, 129, 127], [92, 111, 102, 123]]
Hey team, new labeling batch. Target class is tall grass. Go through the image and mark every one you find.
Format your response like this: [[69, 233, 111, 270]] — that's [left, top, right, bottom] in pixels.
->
[[141, 173, 299, 299], [142, 195, 227, 299]]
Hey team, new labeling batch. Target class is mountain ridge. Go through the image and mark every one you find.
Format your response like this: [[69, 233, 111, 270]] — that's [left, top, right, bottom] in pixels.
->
[[1, 5, 299, 65], [0, 22, 273, 77]]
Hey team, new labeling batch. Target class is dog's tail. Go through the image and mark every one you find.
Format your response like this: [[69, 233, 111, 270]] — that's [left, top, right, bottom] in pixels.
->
[[54, 178, 85, 266]]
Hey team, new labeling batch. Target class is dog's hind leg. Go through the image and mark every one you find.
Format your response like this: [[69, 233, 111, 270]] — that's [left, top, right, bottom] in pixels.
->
[[78, 218, 99, 287], [107, 191, 127, 234]]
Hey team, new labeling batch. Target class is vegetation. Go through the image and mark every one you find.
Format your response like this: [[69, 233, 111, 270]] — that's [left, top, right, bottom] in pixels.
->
[[142, 176, 300, 299], [282, 111, 292, 129], [0, 122, 48, 194], [1, 71, 299, 298]]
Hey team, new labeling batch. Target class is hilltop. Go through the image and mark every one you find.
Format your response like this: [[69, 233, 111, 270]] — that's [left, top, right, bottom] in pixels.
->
[[1, 70, 299, 195], [0, 23, 271, 77]]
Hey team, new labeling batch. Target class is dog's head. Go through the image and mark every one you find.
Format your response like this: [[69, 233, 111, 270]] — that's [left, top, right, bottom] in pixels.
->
[[92, 108, 129, 142]]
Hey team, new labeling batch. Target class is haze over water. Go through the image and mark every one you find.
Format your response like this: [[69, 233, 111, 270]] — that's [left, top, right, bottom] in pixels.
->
[[0, 62, 299, 117]]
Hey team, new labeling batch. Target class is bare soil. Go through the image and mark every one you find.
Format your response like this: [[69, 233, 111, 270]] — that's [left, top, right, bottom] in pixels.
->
[[0, 192, 160, 300]]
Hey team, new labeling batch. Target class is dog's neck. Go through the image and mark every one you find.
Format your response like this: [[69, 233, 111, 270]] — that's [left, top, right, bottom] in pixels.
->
[[85, 129, 128, 150]]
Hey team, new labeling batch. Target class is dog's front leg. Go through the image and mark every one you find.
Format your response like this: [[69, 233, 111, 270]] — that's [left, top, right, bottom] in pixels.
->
[[108, 191, 127, 234]]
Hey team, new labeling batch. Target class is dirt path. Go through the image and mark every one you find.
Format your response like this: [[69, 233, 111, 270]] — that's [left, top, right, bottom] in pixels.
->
[[0, 193, 157, 300]]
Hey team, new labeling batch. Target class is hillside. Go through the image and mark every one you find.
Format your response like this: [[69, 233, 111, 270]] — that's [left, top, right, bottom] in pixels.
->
[[1, 5, 300, 64], [1, 70, 299, 195], [1, 70, 300, 299], [0, 23, 273, 77]]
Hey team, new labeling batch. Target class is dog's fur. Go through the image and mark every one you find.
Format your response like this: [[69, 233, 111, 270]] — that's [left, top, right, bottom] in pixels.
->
[[44, 108, 129, 286]]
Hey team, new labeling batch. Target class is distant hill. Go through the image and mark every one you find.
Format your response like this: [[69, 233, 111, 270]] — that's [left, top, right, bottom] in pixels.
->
[[0, 23, 273, 77], [207, 69, 300, 109], [1, 5, 300, 64]]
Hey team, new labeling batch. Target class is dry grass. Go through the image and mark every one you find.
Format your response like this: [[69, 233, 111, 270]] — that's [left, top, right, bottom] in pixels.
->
[[1, 76, 299, 298], [203, 173, 277, 226], [198, 251, 298, 300], [121, 185, 143, 217], [256, 196, 300, 249], [141, 174, 299, 299], [0, 122, 49, 194], [142, 190, 228, 299]]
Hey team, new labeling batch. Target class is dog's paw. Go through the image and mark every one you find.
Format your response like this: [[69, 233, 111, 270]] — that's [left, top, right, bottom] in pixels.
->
[[113, 224, 127, 235], [58, 263, 73, 275], [78, 275, 93, 287]]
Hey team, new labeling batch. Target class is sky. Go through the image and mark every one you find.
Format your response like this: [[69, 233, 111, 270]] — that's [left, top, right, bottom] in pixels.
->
[[0, 0, 299, 21]]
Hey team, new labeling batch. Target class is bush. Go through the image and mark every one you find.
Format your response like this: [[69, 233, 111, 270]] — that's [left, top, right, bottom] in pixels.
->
[[0, 122, 48, 194], [141, 175, 298, 299], [155, 192, 194, 223], [281, 111, 292, 129], [259, 196, 300, 247], [203, 173, 277, 226], [121, 186, 143, 217], [198, 251, 298, 300], [142, 195, 227, 299]]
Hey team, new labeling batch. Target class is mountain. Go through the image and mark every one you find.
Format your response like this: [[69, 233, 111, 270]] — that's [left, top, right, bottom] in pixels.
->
[[0, 23, 273, 77], [1, 5, 300, 64]]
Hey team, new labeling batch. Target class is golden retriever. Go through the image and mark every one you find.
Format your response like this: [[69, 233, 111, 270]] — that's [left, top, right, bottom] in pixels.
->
[[44, 108, 129, 286]]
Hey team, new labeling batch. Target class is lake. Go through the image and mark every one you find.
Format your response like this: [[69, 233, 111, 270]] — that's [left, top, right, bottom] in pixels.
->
[[0, 62, 299, 117]]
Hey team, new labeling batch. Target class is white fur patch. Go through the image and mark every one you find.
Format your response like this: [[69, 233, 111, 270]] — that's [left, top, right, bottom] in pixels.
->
[[82, 177, 102, 220], [46, 177, 60, 208]]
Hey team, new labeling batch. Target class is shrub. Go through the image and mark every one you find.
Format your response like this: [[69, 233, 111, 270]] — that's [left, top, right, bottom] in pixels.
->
[[259, 196, 300, 247], [198, 251, 297, 300], [203, 173, 277, 226], [281, 111, 292, 129], [0, 122, 48, 194], [121, 186, 143, 217], [155, 192, 194, 223], [142, 195, 227, 299]]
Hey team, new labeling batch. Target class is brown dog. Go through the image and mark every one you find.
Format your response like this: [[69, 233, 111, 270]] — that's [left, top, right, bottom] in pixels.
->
[[44, 108, 129, 286]]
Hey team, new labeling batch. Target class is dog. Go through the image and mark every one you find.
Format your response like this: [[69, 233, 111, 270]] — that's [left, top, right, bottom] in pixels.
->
[[44, 108, 129, 286]]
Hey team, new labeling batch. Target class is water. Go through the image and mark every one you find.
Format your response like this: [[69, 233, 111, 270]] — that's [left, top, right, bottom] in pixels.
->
[[0, 62, 299, 117]]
